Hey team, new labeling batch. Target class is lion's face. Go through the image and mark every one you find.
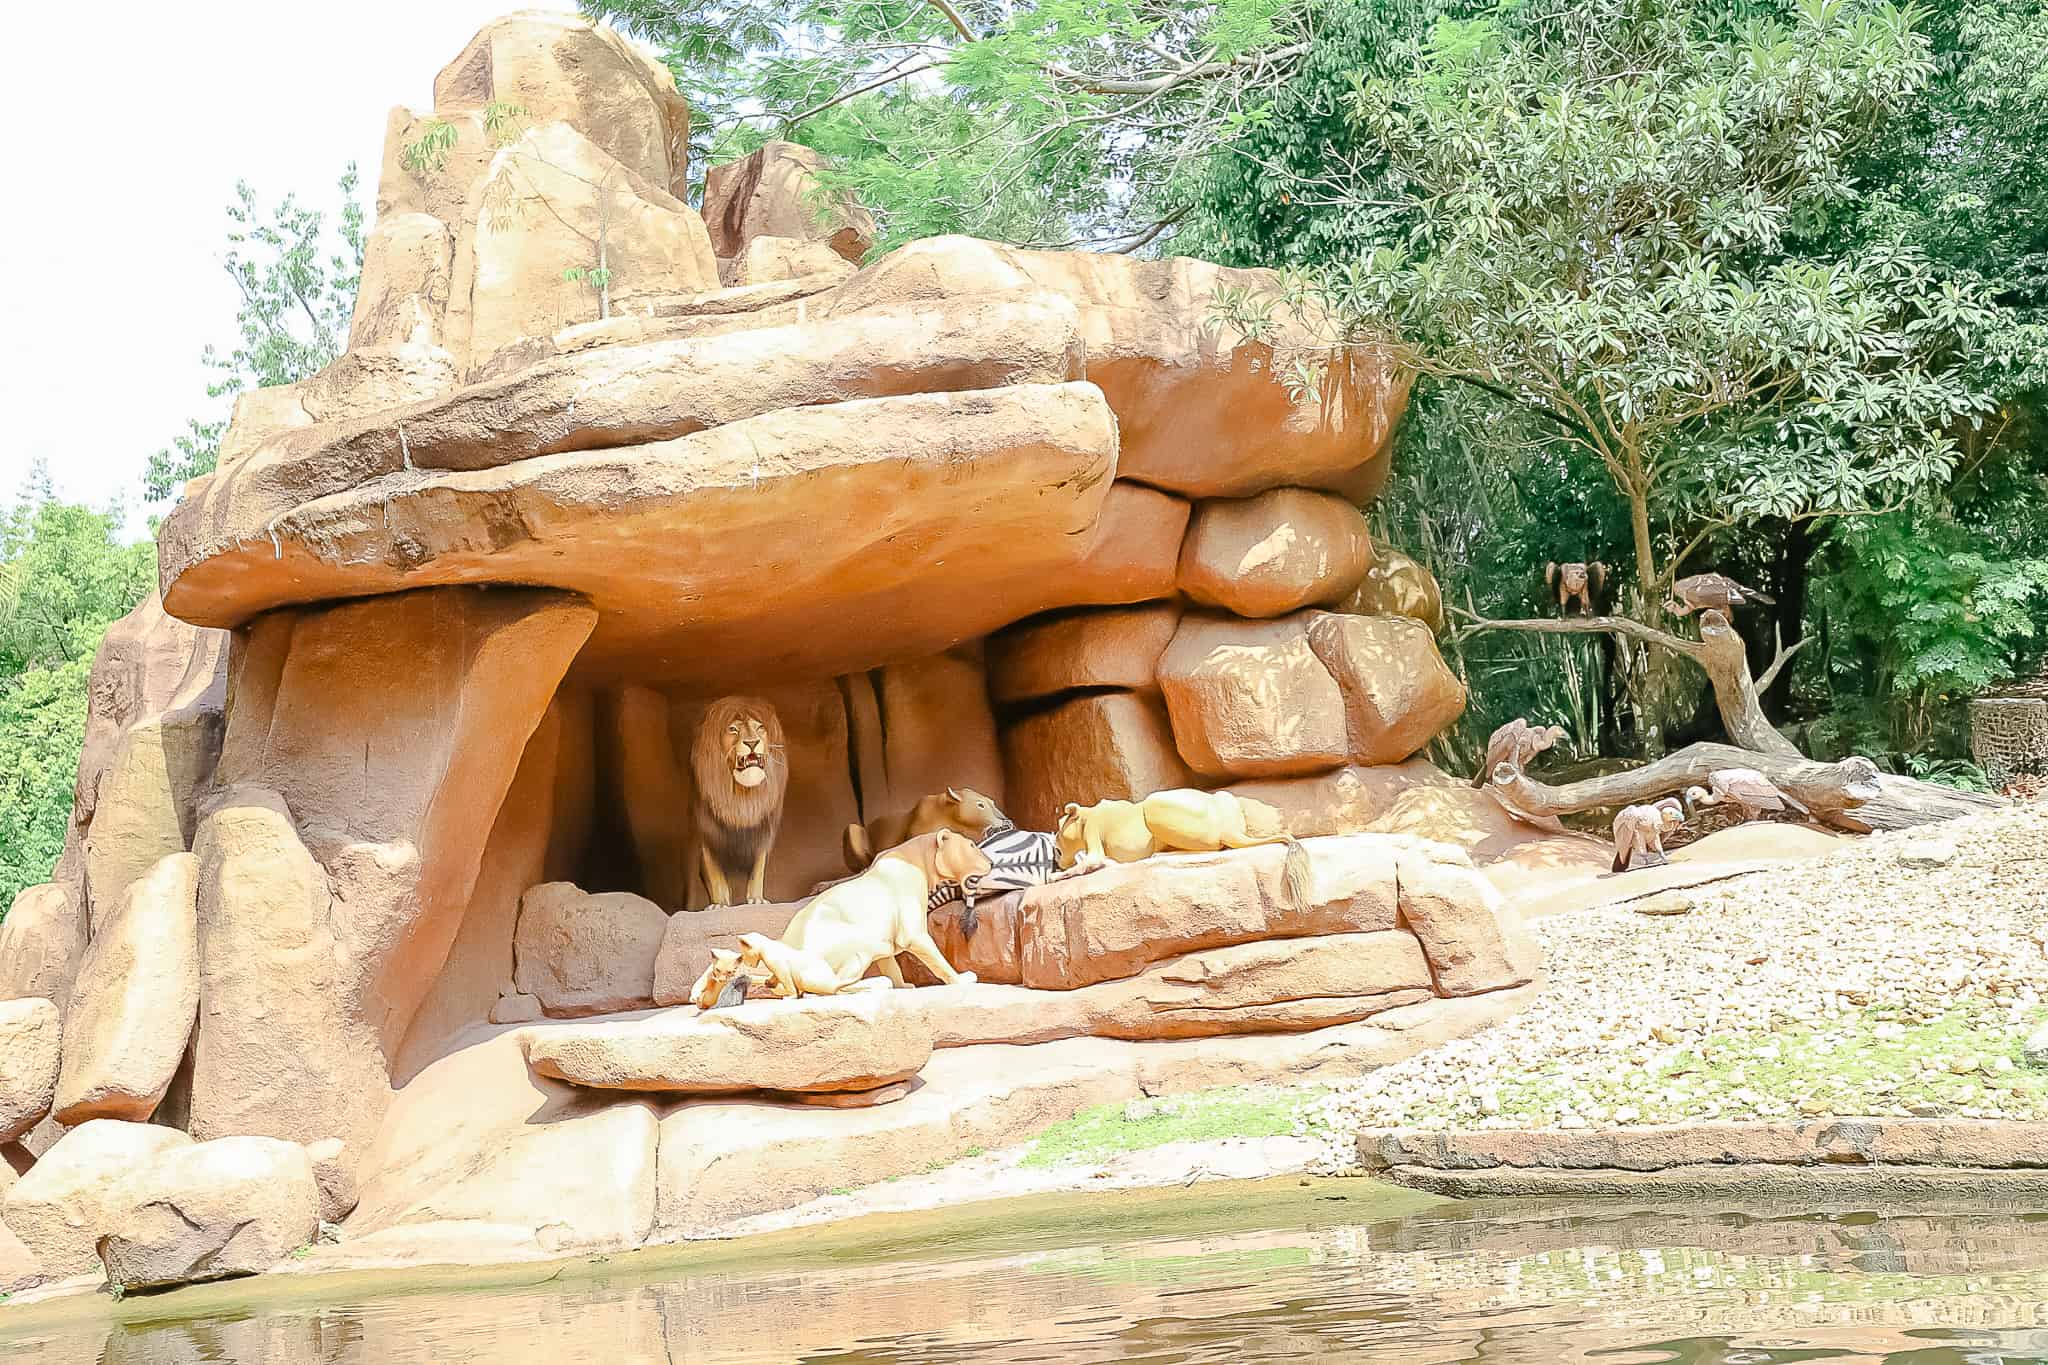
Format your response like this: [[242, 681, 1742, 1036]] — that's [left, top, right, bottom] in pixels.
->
[[932, 828, 994, 885], [944, 786, 1010, 835], [1054, 802, 1087, 862], [724, 712, 775, 789]]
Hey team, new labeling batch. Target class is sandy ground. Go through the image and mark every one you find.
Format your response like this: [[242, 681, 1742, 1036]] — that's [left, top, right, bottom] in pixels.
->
[[1312, 797, 2048, 1164]]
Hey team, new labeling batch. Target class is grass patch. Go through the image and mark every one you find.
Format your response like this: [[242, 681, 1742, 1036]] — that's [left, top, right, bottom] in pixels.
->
[[1020, 1086, 1317, 1169], [1368, 1001, 2048, 1129]]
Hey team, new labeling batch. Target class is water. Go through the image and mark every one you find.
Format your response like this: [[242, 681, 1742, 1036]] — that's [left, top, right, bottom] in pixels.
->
[[7, 1179, 2048, 1363]]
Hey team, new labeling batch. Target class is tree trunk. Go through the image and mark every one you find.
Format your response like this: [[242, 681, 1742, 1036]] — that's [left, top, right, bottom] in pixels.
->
[[1763, 519, 1811, 718], [1487, 742, 2007, 833], [1695, 613, 1801, 757]]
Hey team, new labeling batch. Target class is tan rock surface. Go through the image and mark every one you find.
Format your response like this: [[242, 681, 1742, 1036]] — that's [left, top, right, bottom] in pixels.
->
[[54, 852, 199, 1125], [98, 1136, 319, 1291], [347, 211, 454, 353], [0, 1220, 42, 1295], [987, 603, 1181, 705], [1393, 844, 1537, 996], [161, 385, 1117, 689], [1085, 932, 1433, 1039], [304, 1136, 360, 1225], [605, 685, 694, 909], [1000, 691, 1195, 833], [1368, 785, 1570, 862], [1306, 613, 1466, 765], [447, 120, 718, 377], [1158, 612, 1348, 779], [723, 234, 856, 288], [81, 716, 220, 936], [427, 13, 690, 201], [1177, 488, 1372, 618], [1337, 545, 1444, 632], [524, 994, 933, 1094], [1219, 760, 1458, 837], [828, 236, 1407, 499], [864, 647, 1008, 819], [513, 883, 670, 1017], [652, 904, 799, 1007], [0, 885, 80, 1009], [702, 142, 877, 262], [1063, 482, 1192, 607], [1, 1119, 192, 1277], [0, 999, 60, 1143], [1011, 836, 1401, 989]]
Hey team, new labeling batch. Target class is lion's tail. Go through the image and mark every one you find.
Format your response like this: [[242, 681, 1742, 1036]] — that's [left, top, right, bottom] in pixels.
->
[[1280, 836, 1313, 909], [842, 822, 873, 873]]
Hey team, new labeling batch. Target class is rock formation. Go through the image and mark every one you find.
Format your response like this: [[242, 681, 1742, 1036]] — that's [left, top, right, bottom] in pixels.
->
[[0, 11, 1548, 1294]]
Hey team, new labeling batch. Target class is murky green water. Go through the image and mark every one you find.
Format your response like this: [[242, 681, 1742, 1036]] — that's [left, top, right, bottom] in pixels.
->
[[8, 1180, 2048, 1363]]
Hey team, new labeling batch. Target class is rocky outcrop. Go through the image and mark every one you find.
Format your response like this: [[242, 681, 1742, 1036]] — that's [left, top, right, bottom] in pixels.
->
[[987, 603, 1182, 706], [1, 1119, 192, 1277], [0, 999, 60, 1142], [1339, 545, 1444, 632], [1177, 488, 1372, 618], [1000, 692, 1195, 832], [0, 1221, 43, 1295], [53, 851, 199, 1124], [702, 141, 877, 263], [97, 1137, 320, 1291], [1159, 613, 1351, 779], [0, 885, 79, 1009], [1307, 613, 1467, 765], [513, 883, 669, 1017], [524, 994, 933, 1096]]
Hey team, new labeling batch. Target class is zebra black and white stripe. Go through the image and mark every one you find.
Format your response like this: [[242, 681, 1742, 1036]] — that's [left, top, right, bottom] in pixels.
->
[[923, 823, 1062, 939]]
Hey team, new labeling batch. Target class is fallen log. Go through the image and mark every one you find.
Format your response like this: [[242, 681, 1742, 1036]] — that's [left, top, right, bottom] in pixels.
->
[[1488, 743, 2007, 833]]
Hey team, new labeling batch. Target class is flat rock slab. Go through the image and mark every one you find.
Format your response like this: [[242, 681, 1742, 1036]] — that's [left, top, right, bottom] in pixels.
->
[[98, 1136, 320, 1292], [523, 994, 935, 1095]]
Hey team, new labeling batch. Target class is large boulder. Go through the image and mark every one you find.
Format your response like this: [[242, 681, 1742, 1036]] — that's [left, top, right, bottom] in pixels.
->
[[1176, 488, 1372, 618], [1220, 760, 1458, 837], [1157, 613, 1349, 779], [1082, 931, 1433, 1039], [54, 852, 200, 1125], [513, 884, 670, 1017], [722, 234, 857, 288], [1305, 613, 1466, 765], [81, 715, 221, 936], [987, 603, 1181, 706], [97, 1136, 319, 1292], [1063, 482, 1192, 608], [0, 999, 60, 1143], [0, 885, 79, 1010], [702, 141, 877, 263], [1338, 545, 1444, 632], [1000, 692, 1195, 833], [524, 994, 933, 1095], [159, 384, 1117, 692], [1392, 843, 1538, 996], [931, 836, 1400, 990], [1, 1119, 192, 1277], [0, 1221, 43, 1295]]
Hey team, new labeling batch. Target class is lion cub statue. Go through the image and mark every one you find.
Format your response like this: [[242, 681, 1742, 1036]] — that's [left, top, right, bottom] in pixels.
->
[[1055, 788, 1312, 904], [737, 829, 990, 997], [692, 697, 789, 906], [842, 786, 1011, 872]]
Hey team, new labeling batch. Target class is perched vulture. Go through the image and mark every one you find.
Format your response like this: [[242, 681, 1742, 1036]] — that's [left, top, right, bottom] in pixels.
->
[[1683, 767, 1810, 820], [1545, 561, 1606, 614], [1472, 717, 1567, 787], [1611, 798, 1684, 873], [1665, 573, 1774, 617]]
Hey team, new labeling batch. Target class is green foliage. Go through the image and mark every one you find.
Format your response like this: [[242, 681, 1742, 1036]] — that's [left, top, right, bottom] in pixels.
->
[[584, 0, 1318, 249], [147, 167, 367, 502], [401, 119, 459, 174], [0, 482, 155, 913], [1020, 1086, 1316, 1167]]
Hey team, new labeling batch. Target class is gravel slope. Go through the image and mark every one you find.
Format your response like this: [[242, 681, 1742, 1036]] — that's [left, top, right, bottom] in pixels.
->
[[1312, 799, 2048, 1165]]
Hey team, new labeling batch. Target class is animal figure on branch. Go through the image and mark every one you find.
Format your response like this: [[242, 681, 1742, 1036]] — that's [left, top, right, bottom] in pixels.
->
[[1054, 789, 1311, 905], [1611, 798, 1685, 873], [1665, 573, 1774, 618], [736, 830, 988, 997], [1544, 561, 1607, 615], [843, 786, 1012, 873], [692, 696, 788, 906], [1683, 767, 1809, 821], [1473, 717, 1568, 787]]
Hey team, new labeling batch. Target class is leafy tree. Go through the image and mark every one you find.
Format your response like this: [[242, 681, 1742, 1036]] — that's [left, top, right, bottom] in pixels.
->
[[0, 479, 155, 912], [146, 167, 366, 501], [584, 0, 1321, 249]]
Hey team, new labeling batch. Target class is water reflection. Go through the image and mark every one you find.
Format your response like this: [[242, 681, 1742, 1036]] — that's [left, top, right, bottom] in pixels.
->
[[13, 1195, 2048, 1364]]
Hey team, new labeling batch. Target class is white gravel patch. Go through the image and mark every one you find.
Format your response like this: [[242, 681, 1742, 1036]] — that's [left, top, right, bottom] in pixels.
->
[[1311, 800, 2048, 1166]]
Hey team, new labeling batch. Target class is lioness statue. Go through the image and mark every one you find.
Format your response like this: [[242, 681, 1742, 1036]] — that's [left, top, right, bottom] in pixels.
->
[[842, 786, 1012, 872], [692, 696, 789, 906], [687, 948, 754, 1010], [1055, 788, 1311, 904], [737, 830, 990, 996]]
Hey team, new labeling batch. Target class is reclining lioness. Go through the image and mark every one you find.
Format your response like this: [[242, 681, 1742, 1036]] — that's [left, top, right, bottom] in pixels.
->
[[842, 787, 1011, 872], [1055, 788, 1312, 904], [739, 829, 990, 997]]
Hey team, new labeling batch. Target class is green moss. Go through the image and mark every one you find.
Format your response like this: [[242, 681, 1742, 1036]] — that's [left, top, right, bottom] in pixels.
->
[[1020, 1086, 1318, 1169]]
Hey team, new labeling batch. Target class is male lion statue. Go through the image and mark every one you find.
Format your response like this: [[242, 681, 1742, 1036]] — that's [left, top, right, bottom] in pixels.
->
[[692, 696, 789, 906], [737, 830, 989, 996]]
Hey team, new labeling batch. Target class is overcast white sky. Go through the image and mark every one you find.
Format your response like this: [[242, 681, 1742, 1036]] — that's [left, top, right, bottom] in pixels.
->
[[0, 0, 583, 530]]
